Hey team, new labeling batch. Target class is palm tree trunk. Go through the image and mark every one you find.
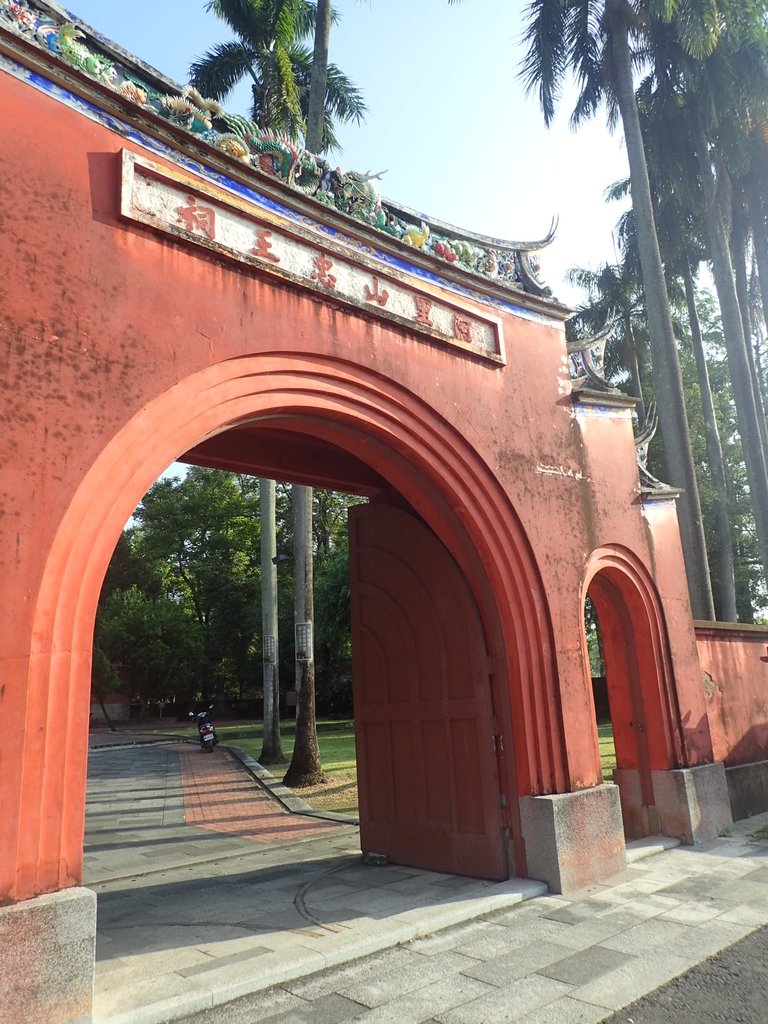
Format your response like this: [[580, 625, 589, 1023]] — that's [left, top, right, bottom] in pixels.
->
[[624, 316, 646, 426], [692, 110, 768, 586], [682, 263, 738, 621], [606, 0, 715, 620], [259, 478, 285, 764], [745, 171, 768, 396], [283, 484, 325, 787], [305, 0, 331, 152], [732, 184, 768, 457]]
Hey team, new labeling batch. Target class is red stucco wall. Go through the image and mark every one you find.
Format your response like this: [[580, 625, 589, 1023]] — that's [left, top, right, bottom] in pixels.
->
[[697, 624, 768, 766], [0, 59, 714, 902]]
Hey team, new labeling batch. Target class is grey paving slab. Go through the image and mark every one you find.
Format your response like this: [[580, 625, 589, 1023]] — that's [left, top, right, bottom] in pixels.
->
[[172, 987, 308, 1024], [430, 921, 530, 961], [460, 940, 575, 985], [335, 950, 474, 1008], [512, 996, 611, 1024], [435, 974, 574, 1024], [596, 916, 689, 954], [284, 946, 423, 1000], [84, 743, 768, 1024], [567, 950, 694, 1011], [538, 945, 634, 986], [541, 900, 616, 925], [343, 974, 494, 1023], [255, 992, 366, 1024], [530, 909, 648, 952]]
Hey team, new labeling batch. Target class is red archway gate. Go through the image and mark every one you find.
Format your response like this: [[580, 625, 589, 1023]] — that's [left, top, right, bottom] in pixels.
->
[[0, 12, 577, 916], [0, 6, 732, 1019]]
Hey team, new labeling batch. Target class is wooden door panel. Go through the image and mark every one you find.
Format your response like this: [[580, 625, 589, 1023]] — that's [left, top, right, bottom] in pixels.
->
[[349, 502, 506, 880]]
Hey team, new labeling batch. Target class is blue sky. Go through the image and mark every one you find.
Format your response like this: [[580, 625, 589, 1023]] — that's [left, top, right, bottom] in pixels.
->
[[66, 0, 629, 305]]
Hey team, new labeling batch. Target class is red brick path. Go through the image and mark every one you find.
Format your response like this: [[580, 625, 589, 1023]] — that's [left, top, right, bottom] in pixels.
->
[[174, 744, 340, 843]]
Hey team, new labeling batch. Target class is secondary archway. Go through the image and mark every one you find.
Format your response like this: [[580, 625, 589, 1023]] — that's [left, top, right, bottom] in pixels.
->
[[583, 545, 685, 837], [10, 351, 566, 904]]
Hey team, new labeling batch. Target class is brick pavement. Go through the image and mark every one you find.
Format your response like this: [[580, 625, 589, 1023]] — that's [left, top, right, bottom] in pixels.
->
[[176, 744, 339, 844]]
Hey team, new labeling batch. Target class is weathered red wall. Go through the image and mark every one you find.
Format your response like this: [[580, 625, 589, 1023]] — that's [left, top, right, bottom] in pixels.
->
[[0, 62, 713, 902], [697, 623, 768, 766]]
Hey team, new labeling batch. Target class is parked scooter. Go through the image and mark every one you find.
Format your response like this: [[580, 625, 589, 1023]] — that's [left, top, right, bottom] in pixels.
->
[[189, 705, 218, 752]]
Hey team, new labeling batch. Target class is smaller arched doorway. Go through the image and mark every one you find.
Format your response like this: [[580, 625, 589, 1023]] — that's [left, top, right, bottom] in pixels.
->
[[583, 547, 683, 838]]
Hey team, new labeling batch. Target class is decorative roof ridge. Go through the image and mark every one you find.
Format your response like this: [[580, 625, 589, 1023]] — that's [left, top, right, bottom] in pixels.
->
[[0, 0, 557, 297]]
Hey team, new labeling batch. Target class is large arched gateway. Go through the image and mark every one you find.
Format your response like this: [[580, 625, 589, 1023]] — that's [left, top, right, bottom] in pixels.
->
[[0, 4, 752, 1021]]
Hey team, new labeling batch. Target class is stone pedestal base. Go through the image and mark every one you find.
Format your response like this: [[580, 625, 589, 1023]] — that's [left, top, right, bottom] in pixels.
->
[[519, 784, 626, 895], [616, 763, 732, 844], [0, 886, 96, 1024], [613, 769, 660, 839], [724, 759, 768, 821]]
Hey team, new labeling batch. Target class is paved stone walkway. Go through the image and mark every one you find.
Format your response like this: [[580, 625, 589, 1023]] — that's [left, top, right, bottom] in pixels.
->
[[85, 740, 768, 1024]]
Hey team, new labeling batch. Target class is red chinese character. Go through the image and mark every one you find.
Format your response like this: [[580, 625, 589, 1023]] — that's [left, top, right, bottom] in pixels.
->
[[364, 276, 389, 307], [414, 296, 433, 327], [175, 195, 216, 240], [250, 228, 280, 263], [454, 316, 473, 344], [311, 253, 337, 289]]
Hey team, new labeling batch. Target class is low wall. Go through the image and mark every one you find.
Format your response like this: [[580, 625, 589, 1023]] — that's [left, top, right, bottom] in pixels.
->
[[696, 621, 768, 819]]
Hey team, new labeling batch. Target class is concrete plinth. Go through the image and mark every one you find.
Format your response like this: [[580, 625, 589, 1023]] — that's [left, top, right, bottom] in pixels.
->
[[613, 769, 660, 839], [0, 886, 96, 1024], [724, 759, 768, 821], [519, 784, 627, 895], [616, 763, 732, 844]]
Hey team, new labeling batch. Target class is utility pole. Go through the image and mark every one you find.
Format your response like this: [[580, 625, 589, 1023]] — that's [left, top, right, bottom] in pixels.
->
[[259, 478, 284, 764], [283, 484, 324, 786]]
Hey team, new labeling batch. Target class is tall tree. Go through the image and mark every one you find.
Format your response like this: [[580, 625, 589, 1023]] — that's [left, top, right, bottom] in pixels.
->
[[628, 92, 740, 619], [305, 0, 331, 151], [259, 478, 285, 763], [189, 0, 365, 150], [646, 9, 768, 587], [566, 258, 648, 423], [283, 483, 325, 787], [518, 0, 716, 619]]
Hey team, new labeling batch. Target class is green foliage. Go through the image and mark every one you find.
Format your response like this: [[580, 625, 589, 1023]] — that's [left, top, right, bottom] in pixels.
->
[[95, 470, 362, 711], [96, 468, 263, 705], [188, 0, 365, 151], [313, 489, 363, 713], [210, 718, 358, 812], [681, 294, 768, 618], [584, 596, 605, 676], [597, 720, 617, 778]]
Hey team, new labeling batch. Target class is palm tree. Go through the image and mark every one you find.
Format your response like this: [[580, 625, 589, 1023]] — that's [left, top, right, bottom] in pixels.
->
[[189, 0, 365, 151], [305, 0, 331, 151], [630, 89, 739, 620], [566, 257, 648, 424], [645, 11, 768, 590], [518, 0, 716, 620]]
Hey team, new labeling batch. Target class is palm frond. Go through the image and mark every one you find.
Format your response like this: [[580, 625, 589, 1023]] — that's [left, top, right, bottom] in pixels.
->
[[189, 41, 259, 100], [567, 0, 606, 125], [205, 0, 277, 49], [519, 0, 569, 127]]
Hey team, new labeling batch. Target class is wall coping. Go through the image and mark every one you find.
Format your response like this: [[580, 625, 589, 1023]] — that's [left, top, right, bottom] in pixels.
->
[[694, 620, 768, 640]]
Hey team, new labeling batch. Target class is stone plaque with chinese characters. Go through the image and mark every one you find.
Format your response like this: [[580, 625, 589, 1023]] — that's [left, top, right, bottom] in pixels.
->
[[120, 151, 505, 364]]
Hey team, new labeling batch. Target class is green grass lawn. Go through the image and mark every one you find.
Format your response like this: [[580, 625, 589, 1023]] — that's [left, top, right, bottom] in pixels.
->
[[174, 719, 360, 815], [162, 716, 618, 815], [598, 720, 617, 779]]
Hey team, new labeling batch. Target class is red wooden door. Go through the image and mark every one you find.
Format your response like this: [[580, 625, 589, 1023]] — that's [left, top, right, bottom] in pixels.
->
[[348, 502, 507, 880]]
